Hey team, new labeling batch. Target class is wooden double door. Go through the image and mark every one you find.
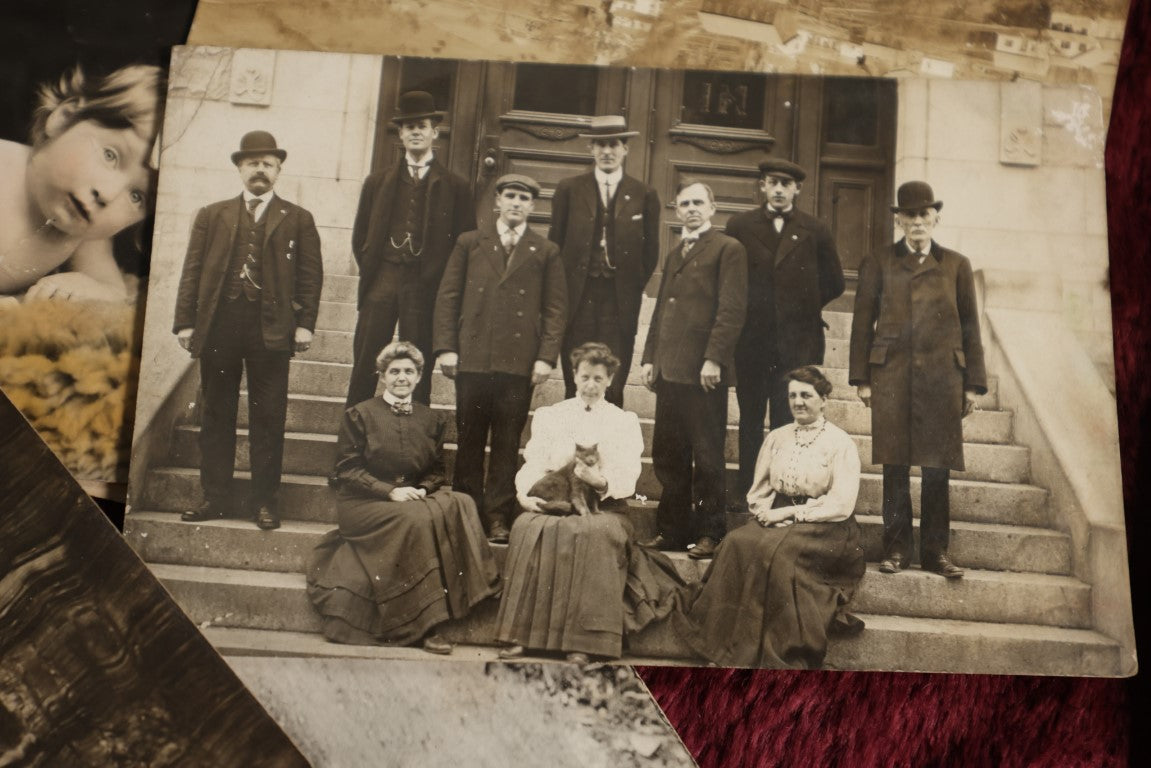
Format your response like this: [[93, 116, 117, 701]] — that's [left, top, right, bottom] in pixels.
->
[[370, 57, 897, 278]]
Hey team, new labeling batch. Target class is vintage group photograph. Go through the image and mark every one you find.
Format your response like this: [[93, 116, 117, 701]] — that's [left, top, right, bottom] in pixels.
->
[[125, 44, 1135, 677]]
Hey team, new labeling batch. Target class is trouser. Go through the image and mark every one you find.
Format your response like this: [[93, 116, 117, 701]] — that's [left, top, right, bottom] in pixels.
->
[[347, 262, 433, 408], [199, 296, 290, 508], [561, 276, 633, 408], [881, 464, 951, 562], [733, 360, 792, 502], [453, 372, 532, 533], [651, 378, 728, 544]]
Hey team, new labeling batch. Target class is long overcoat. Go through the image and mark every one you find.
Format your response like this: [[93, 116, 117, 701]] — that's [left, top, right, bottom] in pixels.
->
[[351, 159, 474, 308], [848, 240, 987, 470], [642, 228, 747, 386], [726, 206, 845, 374], [173, 194, 323, 356], [547, 171, 661, 335], [432, 222, 567, 378]]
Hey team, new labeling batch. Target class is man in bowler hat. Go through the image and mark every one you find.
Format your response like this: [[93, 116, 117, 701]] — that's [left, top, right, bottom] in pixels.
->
[[174, 131, 324, 530], [433, 174, 567, 543], [640, 180, 747, 560], [726, 158, 845, 506], [548, 115, 661, 407], [849, 181, 986, 578], [346, 90, 475, 408]]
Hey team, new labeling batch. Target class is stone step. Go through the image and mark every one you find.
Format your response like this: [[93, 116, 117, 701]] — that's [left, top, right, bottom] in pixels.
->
[[169, 426, 1031, 485], [201, 621, 1122, 677], [126, 510, 1072, 576], [316, 300, 358, 331], [148, 558, 1091, 636], [139, 466, 1051, 529], [239, 391, 1014, 446], [319, 274, 358, 304]]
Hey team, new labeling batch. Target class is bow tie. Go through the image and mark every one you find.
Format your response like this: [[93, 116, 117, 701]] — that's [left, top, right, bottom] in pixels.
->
[[768, 208, 790, 221], [390, 401, 413, 416]]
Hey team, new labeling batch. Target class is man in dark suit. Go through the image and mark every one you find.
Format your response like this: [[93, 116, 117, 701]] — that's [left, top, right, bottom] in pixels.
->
[[640, 180, 747, 559], [346, 90, 474, 408], [174, 131, 324, 530], [849, 181, 986, 579], [726, 158, 845, 505], [433, 174, 567, 543], [548, 115, 660, 407]]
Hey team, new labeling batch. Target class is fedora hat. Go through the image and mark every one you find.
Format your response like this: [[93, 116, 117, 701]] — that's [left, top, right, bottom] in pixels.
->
[[495, 173, 542, 198], [390, 91, 446, 124], [891, 180, 943, 212], [578, 115, 640, 140], [230, 130, 287, 165], [758, 157, 807, 183]]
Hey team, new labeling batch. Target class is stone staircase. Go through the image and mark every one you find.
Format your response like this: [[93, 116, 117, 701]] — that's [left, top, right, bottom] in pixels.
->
[[126, 275, 1124, 675]]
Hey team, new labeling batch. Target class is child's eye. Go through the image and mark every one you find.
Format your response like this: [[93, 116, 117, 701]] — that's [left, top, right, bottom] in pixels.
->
[[103, 147, 118, 164], [129, 190, 145, 207]]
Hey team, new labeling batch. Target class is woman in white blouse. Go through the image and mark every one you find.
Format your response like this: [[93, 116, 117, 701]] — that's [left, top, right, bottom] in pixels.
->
[[494, 342, 682, 665], [673, 365, 866, 668]]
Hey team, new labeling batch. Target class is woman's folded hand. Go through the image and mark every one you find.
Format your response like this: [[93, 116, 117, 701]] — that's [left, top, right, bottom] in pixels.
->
[[389, 486, 424, 502], [519, 495, 546, 513]]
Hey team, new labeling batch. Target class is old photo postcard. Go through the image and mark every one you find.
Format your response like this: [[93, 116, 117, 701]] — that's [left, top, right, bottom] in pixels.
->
[[126, 45, 1135, 677]]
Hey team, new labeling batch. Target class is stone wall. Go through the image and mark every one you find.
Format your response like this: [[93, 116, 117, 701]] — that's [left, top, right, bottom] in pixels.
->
[[134, 47, 381, 433], [894, 79, 1114, 383]]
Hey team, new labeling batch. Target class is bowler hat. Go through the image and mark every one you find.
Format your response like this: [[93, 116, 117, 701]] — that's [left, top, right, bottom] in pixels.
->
[[495, 173, 542, 198], [390, 91, 446, 124], [891, 181, 943, 212], [578, 115, 640, 140], [230, 131, 287, 165], [758, 158, 806, 182]]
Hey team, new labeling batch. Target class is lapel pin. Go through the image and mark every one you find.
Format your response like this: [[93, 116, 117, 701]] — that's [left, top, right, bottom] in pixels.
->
[[530, 246, 536, 252], [792, 234, 798, 240], [289, 240, 295, 248], [624, 195, 631, 201]]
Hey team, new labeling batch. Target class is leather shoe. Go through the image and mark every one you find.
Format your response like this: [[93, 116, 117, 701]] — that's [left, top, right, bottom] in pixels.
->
[[498, 644, 525, 660], [878, 552, 906, 573], [565, 652, 590, 666], [181, 501, 227, 522], [488, 523, 511, 544], [687, 536, 718, 560], [422, 634, 454, 655], [254, 504, 281, 530], [637, 533, 683, 551], [923, 552, 964, 579]]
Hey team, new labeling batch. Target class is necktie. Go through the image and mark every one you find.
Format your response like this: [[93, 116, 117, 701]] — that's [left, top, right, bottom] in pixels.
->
[[502, 230, 519, 251], [682, 236, 697, 254], [409, 164, 424, 180], [247, 198, 261, 221], [602, 180, 613, 207], [915, 249, 927, 264], [391, 400, 413, 416]]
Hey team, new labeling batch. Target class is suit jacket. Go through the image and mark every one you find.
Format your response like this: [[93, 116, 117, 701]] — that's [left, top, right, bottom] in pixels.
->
[[351, 158, 474, 308], [432, 222, 568, 378], [726, 206, 845, 373], [173, 194, 323, 356], [848, 239, 987, 470], [547, 171, 660, 332], [642, 228, 747, 386]]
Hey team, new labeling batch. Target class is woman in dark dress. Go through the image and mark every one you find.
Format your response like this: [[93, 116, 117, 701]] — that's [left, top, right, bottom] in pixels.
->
[[672, 365, 866, 669], [307, 341, 500, 654]]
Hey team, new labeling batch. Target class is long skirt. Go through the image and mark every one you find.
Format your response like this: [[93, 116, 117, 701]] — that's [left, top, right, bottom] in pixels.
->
[[307, 489, 500, 645], [672, 517, 865, 669], [495, 510, 684, 658]]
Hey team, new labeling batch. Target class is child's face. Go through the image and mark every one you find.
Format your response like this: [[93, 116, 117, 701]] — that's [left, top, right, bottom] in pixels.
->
[[28, 120, 152, 240]]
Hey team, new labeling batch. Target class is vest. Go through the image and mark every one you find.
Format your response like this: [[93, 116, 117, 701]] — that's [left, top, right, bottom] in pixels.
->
[[224, 202, 269, 302], [588, 187, 617, 279], [383, 170, 429, 266]]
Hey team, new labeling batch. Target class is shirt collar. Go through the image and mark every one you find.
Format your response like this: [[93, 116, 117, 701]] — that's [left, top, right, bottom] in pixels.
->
[[682, 222, 713, 240], [243, 190, 274, 205], [406, 151, 434, 168], [496, 219, 526, 238], [905, 239, 932, 257], [765, 204, 794, 215], [382, 391, 411, 406], [594, 168, 623, 186]]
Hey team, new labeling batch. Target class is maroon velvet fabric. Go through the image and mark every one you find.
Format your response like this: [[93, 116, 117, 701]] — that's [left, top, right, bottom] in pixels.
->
[[639, 2, 1151, 763]]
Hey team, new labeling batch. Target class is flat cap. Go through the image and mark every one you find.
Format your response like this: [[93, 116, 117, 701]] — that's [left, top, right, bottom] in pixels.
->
[[758, 158, 806, 182], [495, 173, 542, 198]]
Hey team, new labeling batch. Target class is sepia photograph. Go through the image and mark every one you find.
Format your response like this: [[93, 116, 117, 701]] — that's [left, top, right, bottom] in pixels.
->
[[126, 44, 1134, 677]]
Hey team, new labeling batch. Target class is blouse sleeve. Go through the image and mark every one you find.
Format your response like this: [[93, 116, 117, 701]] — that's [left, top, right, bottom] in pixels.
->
[[516, 406, 560, 498], [746, 430, 781, 517], [333, 407, 396, 499], [600, 410, 643, 500], [417, 410, 448, 494], [795, 429, 861, 523]]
